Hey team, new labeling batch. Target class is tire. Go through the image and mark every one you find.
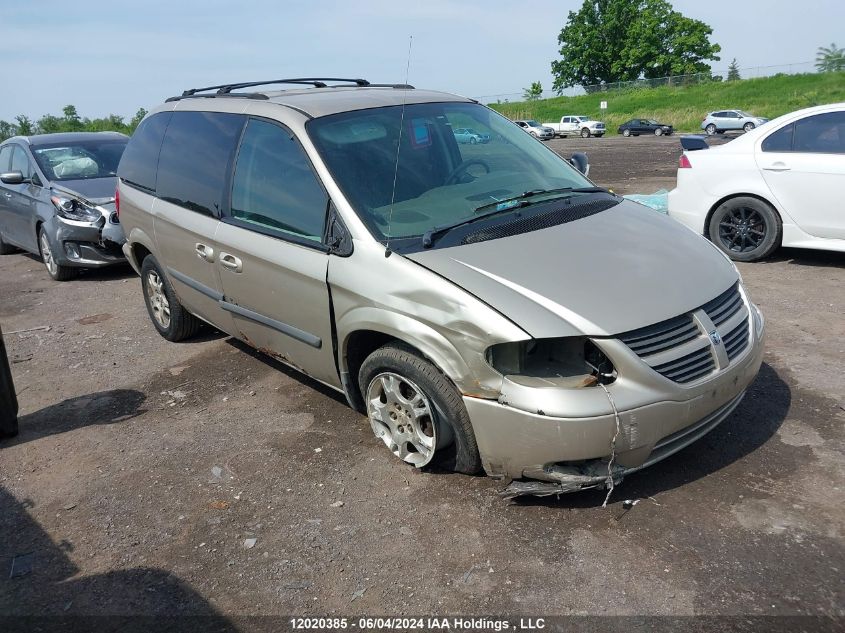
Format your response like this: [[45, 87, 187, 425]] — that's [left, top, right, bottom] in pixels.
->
[[359, 343, 482, 475], [580, 128, 591, 138], [622, 129, 631, 137], [0, 231, 16, 255], [654, 128, 663, 136], [38, 227, 78, 281], [708, 196, 782, 262], [743, 122, 755, 133], [529, 131, 537, 138], [140, 254, 201, 341], [705, 124, 717, 135], [469, 137, 477, 145]]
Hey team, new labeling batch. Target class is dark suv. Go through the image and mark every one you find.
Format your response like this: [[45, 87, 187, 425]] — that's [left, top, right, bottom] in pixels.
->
[[0, 132, 128, 280]]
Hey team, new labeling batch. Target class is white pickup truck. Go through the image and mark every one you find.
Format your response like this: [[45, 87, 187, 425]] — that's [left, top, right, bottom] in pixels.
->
[[542, 115, 606, 138]]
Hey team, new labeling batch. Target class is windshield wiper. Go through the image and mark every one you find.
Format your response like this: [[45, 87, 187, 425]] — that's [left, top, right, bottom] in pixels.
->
[[473, 186, 607, 214], [421, 187, 608, 249]]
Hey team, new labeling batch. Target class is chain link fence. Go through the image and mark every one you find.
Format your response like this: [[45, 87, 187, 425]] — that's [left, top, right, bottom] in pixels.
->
[[477, 61, 817, 104]]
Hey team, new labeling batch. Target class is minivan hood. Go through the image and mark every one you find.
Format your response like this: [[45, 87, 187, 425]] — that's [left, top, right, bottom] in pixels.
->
[[51, 177, 118, 205], [406, 200, 738, 338]]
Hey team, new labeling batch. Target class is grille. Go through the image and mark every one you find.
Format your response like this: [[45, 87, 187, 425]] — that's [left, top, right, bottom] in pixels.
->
[[618, 282, 751, 384], [462, 198, 617, 245]]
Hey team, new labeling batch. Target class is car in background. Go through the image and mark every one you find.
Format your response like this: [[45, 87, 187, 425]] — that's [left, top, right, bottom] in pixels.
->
[[543, 115, 606, 138], [452, 128, 490, 144], [0, 132, 129, 280], [513, 120, 555, 140], [618, 119, 674, 137], [669, 103, 845, 261], [701, 110, 768, 135]]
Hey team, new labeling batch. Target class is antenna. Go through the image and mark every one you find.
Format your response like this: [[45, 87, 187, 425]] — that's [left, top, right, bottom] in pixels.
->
[[385, 35, 413, 257]]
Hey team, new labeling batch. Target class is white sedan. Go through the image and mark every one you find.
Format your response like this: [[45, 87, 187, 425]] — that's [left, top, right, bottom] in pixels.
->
[[668, 103, 845, 261]]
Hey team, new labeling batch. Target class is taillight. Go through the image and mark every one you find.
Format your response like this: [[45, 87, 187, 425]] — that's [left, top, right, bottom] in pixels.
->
[[115, 186, 120, 217], [679, 154, 692, 169]]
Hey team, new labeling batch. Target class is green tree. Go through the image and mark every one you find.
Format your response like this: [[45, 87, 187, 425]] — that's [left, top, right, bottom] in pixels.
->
[[815, 43, 845, 72], [522, 81, 543, 101], [37, 114, 65, 134], [129, 108, 148, 132], [727, 58, 741, 81], [62, 104, 83, 131], [14, 115, 35, 136], [0, 120, 15, 142], [551, 0, 721, 92]]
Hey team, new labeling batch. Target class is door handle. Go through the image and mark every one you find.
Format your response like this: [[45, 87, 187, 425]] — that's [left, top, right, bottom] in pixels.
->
[[219, 252, 243, 273], [763, 162, 790, 172], [195, 243, 214, 262]]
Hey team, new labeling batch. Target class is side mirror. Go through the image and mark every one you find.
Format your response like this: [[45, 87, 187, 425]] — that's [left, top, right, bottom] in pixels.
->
[[0, 171, 25, 185], [569, 152, 590, 177]]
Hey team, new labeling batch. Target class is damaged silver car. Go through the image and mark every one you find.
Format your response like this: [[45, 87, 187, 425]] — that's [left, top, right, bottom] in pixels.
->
[[117, 79, 765, 498], [0, 132, 128, 280]]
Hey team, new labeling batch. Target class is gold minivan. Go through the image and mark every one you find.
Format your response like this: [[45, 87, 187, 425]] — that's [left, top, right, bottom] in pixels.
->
[[117, 79, 764, 497]]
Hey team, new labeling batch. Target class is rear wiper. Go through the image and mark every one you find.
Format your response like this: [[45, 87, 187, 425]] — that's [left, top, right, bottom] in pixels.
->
[[472, 186, 607, 214]]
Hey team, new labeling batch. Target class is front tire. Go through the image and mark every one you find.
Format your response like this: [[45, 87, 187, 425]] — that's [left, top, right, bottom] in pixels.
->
[[743, 122, 756, 133], [708, 196, 782, 262], [622, 129, 631, 137], [39, 227, 78, 281], [705, 124, 717, 135], [359, 343, 481, 474], [580, 128, 591, 138], [140, 255, 201, 341], [654, 128, 663, 136]]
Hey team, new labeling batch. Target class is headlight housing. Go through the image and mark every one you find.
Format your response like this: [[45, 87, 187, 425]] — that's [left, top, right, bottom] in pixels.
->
[[486, 337, 616, 388], [50, 194, 102, 222]]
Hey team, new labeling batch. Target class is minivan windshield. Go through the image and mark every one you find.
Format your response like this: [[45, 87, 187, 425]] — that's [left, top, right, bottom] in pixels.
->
[[308, 102, 594, 242], [32, 139, 127, 182]]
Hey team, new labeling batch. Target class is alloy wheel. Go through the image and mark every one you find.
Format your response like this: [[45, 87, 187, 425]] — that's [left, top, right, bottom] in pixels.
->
[[718, 206, 767, 253], [40, 233, 57, 276], [145, 270, 171, 328], [366, 372, 436, 467]]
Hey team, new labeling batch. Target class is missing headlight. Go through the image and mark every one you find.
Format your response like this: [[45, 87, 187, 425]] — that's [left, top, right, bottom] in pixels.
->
[[486, 337, 616, 387]]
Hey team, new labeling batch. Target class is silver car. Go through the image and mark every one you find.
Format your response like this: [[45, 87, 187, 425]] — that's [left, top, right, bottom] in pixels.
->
[[117, 79, 764, 497], [701, 110, 769, 135], [514, 120, 555, 140]]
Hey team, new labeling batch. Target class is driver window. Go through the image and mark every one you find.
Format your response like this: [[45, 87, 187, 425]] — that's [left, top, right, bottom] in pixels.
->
[[10, 146, 33, 180]]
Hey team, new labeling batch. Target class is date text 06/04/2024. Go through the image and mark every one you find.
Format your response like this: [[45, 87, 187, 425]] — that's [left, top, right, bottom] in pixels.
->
[[289, 617, 547, 630]]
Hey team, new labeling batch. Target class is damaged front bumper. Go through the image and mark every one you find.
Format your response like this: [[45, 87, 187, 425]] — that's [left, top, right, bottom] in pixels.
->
[[464, 316, 765, 498], [46, 207, 126, 268]]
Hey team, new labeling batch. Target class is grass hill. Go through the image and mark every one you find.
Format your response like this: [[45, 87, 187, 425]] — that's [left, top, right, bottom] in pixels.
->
[[489, 72, 845, 133]]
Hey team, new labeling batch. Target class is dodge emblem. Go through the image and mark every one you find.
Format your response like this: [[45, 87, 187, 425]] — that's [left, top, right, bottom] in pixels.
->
[[709, 330, 722, 346]]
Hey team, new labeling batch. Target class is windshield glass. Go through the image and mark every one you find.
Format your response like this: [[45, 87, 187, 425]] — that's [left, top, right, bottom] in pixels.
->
[[308, 102, 592, 241], [526, 120, 540, 126], [737, 110, 752, 118], [32, 139, 127, 181]]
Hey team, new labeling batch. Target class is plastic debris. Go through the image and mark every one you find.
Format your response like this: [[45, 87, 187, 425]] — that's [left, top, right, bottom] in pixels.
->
[[351, 588, 366, 601], [330, 501, 344, 508], [243, 538, 257, 549], [624, 189, 669, 214]]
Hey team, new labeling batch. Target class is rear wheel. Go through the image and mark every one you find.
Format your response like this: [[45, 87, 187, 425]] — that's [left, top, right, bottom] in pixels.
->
[[580, 128, 591, 138], [743, 122, 756, 133], [705, 124, 717, 135], [708, 196, 782, 262], [622, 129, 631, 137], [39, 227, 78, 281], [140, 255, 201, 341], [359, 343, 481, 474]]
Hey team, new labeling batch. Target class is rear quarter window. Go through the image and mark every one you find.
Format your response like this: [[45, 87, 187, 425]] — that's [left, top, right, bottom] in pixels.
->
[[118, 112, 172, 192], [761, 123, 794, 152], [156, 111, 245, 216]]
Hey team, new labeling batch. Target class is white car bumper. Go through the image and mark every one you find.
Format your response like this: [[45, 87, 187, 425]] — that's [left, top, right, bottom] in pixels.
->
[[667, 171, 719, 234]]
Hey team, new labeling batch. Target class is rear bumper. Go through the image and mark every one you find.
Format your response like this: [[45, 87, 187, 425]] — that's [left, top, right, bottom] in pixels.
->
[[464, 314, 764, 488]]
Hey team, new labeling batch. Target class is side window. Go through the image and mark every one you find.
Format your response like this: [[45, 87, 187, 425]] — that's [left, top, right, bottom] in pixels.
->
[[156, 111, 244, 217], [11, 146, 33, 179], [793, 111, 845, 154], [713, 112, 725, 118], [230, 118, 328, 242], [761, 123, 794, 152], [0, 145, 12, 171], [118, 112, 172, 192], [562, 117, 570, 124]]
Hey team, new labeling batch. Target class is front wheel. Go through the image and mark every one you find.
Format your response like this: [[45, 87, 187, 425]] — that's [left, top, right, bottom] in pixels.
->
[[654, 128, 663, 136], [359, 343, 481, 474], [743, 122, 756, 133], [622, 129, 631, 137], [580, 128, 591, 138], [708, 196, 782, 262], [39, 227, 78, 281], [705, 124, 717, 135]]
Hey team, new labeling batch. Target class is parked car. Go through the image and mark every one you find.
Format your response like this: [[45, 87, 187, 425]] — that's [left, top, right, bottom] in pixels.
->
[[452, 128, 490, 144], [0, 132, 129, 280], [618, 119, 674, 137], [117, 78, 763, 497], [701, 110, 768, 135], [543, 115, 606, 138], [513, 120, 555, 140], [669, 103, 845, 261]]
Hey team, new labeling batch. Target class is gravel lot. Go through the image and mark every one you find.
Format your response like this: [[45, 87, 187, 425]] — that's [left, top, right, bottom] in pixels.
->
[[1, 134, 843, 629]]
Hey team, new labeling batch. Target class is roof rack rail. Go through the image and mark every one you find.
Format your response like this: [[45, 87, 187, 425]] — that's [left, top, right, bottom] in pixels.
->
[[166, 78, 415, 102]]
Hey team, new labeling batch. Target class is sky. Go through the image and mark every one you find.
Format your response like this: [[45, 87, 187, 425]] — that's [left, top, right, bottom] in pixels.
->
[[1, 0, 842, 121]]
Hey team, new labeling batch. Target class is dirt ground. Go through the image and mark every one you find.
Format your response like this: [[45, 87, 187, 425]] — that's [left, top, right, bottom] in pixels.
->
[[1, 134, 843, 630]]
